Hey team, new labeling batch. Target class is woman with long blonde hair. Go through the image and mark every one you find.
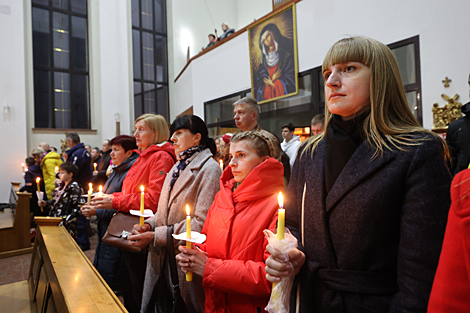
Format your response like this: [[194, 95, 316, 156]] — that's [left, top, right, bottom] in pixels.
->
[[265, 36, 451, 312]]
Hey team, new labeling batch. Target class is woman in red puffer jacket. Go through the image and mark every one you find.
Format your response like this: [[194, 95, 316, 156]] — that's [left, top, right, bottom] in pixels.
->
[[176, 131, 284, 312]]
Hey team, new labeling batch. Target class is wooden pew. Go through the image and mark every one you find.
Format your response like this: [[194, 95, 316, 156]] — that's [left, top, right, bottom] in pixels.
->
[[0, 182, 32, 257], [27, 225, 128, 312]]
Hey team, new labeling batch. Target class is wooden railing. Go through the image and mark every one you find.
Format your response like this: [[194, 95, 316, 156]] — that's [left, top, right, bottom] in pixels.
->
[[28, 226, 128, 312], [0, 182, 32, 256]]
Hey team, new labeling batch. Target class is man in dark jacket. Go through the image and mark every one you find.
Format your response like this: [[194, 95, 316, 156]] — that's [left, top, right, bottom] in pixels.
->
[[446, 76, 470, 176], [65, 132, 91, 250], [93, 140, 111, 186]]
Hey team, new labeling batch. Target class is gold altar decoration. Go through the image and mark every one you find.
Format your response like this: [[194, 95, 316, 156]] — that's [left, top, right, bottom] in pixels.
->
[[432, 93, 462, 130], [442, 76, 452, 87]]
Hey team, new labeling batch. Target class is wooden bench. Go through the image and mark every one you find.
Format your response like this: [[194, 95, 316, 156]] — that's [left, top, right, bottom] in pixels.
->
[[26, 225, 128, 312], [0, 182, 32, 258]]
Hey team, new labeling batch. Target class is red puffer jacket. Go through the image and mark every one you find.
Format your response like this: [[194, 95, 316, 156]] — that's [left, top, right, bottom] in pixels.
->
[[112, 143, 176, 213], [428, 169, 470, 312], [197, 158, 284, 313]]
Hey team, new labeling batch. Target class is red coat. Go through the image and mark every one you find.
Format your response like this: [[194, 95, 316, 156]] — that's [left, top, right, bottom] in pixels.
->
[[112, 143, 176, 213], [428, 169, 470, 312], [198, 158, 284, 313]]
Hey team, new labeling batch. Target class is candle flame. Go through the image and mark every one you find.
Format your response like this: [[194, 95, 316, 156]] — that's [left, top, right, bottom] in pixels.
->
[[99, 185, 102, 192], [94, 163, 97, 166], [278, 192, 284, 208], [186, 204, 190, 216], [36, 177, 41, 183], [89, 183, 92, 189], [21, 163, 25, 167], [219, 160, 223, 166], [140, 185, 144, 192], [55, 166, 59, 171]]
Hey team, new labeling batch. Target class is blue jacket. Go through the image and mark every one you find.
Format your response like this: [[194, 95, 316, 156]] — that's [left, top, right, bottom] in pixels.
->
[[93, 152, 138, 291], [66, 143, 92, 189]]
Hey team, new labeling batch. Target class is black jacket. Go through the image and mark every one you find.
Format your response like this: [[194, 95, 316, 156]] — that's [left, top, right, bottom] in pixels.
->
[[95, 149, 112, 186], [66, 143, 92, 189], [446, 102, 470, 176], [285, 134, 451, 312], [93, 152, 138, 291]]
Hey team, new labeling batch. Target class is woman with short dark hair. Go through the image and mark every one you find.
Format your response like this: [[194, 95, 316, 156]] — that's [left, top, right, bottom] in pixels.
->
[[81, 135, 138, 293], [129, 115, 221, 313]]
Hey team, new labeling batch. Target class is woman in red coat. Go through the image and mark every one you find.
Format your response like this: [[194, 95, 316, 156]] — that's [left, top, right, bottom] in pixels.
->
[[92, 113, 176, 313], [176, 131, 284, 312], [428, 168, 470, 312]]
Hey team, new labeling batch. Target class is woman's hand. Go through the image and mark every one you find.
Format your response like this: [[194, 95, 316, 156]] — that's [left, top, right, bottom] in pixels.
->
[[127, 230, 154, 250], [80, 205, 96, 219], [38, 200, 47, 207], [131, 223, 151, 235], [176, 245, 208, 277], [91, 194, 114, 210], [265, 245, 305, 283]]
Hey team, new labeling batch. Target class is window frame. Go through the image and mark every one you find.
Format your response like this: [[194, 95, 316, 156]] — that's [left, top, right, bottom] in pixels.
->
[[31, 0, 90, 129], [132, 0, 169, 121]]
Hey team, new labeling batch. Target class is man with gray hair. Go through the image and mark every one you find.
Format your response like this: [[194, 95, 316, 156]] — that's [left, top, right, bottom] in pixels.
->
[[39, 142, 50, 153], [233, 97, 281, 159]]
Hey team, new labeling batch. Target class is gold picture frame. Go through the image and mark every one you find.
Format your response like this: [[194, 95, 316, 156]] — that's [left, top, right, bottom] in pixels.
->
[[272, 0, 294, 10], [248, 4, 299, 105]]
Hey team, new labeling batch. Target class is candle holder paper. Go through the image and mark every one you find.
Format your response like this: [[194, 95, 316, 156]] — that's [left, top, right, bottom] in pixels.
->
[[129, 209, 154, 218], [172, 231, 206, 244], [36, 191, 44, 201], [264, 228, 298, 313]]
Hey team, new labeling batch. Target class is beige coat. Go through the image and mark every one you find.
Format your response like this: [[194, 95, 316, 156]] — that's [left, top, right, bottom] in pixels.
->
[[141, 148, 221, 313]]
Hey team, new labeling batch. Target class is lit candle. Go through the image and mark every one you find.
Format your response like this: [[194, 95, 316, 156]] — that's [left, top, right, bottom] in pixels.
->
[[219, 159, 223, 170], [140, 185, 145, 226], [185, 204, 193, 282], [54, 166, 59, 173], [93, 163, 97, 171], [87, 183, 92, 205], [98, 185, 103, 197], [277, 192, 285, 240], [36, 177, 41, 192], [272, 192, 285, 292], [21, 163, 25, 173]]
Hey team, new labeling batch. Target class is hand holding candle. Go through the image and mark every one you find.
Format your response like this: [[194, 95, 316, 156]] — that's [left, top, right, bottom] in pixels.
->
[[140, 185, 145, 226], [186, 204, 193, 282]]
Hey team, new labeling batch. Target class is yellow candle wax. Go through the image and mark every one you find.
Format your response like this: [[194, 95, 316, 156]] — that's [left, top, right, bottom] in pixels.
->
[[277, 192, 285, 240], [36, 177, 41, 192], [87, 188, 92, 205], [186, 204, 192, 281], [93, 163, 97, 171], [140, 185, 145, 226]]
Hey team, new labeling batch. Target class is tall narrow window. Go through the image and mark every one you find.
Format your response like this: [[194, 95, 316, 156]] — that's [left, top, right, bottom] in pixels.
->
[[132, 0, 169, 121], [32, 0, 89, 129]]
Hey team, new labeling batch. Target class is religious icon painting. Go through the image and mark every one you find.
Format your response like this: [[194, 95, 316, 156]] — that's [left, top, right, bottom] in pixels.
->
[[248, 4, 298, 105]]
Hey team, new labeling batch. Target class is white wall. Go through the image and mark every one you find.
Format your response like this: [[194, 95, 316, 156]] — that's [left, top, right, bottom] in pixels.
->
[[236, 0, 272, 28], [168, 0, 238, 78], [0, 0, 28, 201], [172, 0, 470, 130]]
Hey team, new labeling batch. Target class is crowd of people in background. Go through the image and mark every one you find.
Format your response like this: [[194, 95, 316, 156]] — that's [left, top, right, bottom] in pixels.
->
[[18, 36, 470, 313]]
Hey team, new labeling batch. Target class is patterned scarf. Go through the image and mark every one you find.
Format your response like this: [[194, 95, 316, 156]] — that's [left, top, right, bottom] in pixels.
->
[[169, 145, 204, 193]]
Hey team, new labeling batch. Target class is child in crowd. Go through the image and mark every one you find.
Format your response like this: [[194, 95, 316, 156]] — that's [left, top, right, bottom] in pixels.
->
[[176, 131, 284, 312], [38, 162, 83, 240]]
